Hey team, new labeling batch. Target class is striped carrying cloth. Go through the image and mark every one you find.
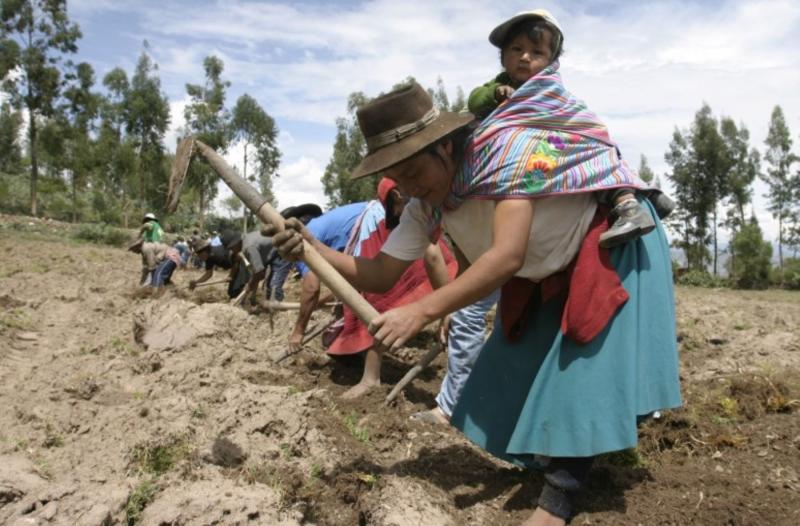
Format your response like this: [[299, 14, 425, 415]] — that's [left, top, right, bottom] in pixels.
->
[[441, 61, 647, 215]]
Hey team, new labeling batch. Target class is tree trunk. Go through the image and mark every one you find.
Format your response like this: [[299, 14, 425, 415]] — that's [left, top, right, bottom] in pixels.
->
[[139, 138, 146, 209], [29, 107, 38, 217], [712, 206, 718, 276], [778, 214, 784, 270], [198, 183, 206, 232], [72, 170, 78, 223], [242, 142, 248, 232], [684, 218, 691, 270], [123, 194, 129, 229]]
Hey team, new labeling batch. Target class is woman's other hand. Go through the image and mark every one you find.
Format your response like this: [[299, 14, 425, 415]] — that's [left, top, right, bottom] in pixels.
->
[[369, 302, 432, 352]]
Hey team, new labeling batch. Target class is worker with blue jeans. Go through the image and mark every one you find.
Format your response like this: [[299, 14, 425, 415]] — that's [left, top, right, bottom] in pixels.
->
[[413, 289, 499, 424]]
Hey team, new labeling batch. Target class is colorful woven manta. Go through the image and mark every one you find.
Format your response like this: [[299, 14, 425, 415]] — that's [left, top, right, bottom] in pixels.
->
[[441, 61, 647, 212]]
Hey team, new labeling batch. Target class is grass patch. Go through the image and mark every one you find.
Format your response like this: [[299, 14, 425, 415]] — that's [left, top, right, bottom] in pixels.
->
[[43, 422, 64, 448], [601, 448, 647, 468], [111, 336, 139, 357], [32, 455, 53, 480], [130, 435, 192, 476], [355, 471, 379, 487], [718, 396, 739, 419], [73, 223, 130, 247], [242, 463, 290, 505], [309, 462, 323, 480], [343, 411, 370, 445], [125, 478, 159, 525], [0, 308, 33, 333], [191, 404, 206, 419]]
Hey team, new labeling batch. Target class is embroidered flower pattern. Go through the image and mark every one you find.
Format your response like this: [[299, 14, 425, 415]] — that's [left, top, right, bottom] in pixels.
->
[[548, 134, 567, 151], [525, 152, 557, 174], [522, 133, 569, 193]]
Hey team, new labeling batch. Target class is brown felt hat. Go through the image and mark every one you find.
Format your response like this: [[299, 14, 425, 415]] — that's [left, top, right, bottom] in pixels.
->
[[350, 82, 474, 179]]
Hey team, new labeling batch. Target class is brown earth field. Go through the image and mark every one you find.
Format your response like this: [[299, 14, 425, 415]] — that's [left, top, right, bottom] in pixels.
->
[[1, 214, 799, 526]]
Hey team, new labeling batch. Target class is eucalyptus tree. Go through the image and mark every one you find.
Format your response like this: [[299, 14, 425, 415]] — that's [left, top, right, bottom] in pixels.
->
[[0, 0, 81, 215], [184, 55, 231, 229], [231, 93, 280, 228], [762, 105, 798, 269], [126, 49, 170, 214]]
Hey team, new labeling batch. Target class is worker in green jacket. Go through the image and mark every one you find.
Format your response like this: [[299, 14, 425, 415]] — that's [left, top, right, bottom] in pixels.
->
[[140, 213, 164, 242]]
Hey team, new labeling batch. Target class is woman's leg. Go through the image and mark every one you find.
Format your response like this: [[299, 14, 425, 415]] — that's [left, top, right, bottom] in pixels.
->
[[523, 456, 595, 525], [341, 346, 382, 399]]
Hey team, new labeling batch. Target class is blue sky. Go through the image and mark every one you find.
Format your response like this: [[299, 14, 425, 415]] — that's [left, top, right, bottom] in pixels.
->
[[65, 0, 800, 244]]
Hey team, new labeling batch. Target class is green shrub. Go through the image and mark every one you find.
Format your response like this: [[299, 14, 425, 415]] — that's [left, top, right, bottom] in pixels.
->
[[676, 270, 728, 288], [729, 219, 772, 290], [771, 258, 800, 290], [73, 224, 130, 247]]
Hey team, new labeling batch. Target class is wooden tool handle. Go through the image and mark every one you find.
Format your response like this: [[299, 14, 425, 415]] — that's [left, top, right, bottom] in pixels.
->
[[385, 344, 444, 404], [194, 140, 380, 326]]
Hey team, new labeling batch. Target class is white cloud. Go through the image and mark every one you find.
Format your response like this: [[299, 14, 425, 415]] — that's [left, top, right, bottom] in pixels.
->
[[273, 157, 328, 211], [163, 97, 189, 152]]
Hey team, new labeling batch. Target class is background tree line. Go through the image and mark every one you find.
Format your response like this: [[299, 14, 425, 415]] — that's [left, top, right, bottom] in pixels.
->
[[2, 2, 798, 289], [665, 103, 799, 288], [0, 0, 279, 232]]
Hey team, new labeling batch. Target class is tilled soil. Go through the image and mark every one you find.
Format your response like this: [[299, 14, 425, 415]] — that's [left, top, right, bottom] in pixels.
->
[[1, 216, 798, 525]]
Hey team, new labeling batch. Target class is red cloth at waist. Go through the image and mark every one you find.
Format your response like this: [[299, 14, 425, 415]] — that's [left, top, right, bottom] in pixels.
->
[[326, 220, 457, 356], [500, 206, 629, 345]]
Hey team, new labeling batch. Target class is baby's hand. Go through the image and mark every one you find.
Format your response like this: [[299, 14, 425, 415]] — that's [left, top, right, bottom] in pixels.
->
[[494, 85, 515, 103]]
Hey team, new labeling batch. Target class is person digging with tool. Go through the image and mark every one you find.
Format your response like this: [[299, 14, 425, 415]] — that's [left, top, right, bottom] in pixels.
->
[[269, 75, 680, 524], [189, 239, 234, 295], [128, 238, 181, 288], [269, 179, 456, 399], [269, 201, 367, 352], [139, 212, 164, 243], [269, 204, 323, 302], [222, 229, 278, 304]]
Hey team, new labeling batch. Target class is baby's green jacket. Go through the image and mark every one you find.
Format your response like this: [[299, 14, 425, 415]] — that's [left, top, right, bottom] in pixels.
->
[[467, 72, 514, 119]]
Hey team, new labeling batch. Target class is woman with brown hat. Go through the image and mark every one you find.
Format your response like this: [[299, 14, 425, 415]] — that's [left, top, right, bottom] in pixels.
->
[[270, 79, 680, 524]]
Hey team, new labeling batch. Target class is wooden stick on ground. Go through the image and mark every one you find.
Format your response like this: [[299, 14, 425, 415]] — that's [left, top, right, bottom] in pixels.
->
[[272, 315, 338, 363], [231, 287, 249, 307], [259, 300, 337, 311], [385, 344, 445, 404], [190, 278, 229, 289]]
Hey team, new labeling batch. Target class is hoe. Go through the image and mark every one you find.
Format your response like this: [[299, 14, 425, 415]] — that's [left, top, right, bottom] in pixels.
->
[[167, 137, 442, 403]]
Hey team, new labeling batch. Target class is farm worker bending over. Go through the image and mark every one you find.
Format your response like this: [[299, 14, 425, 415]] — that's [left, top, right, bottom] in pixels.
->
[[189, 239, 235, 296], [268, 203, 323, 301], [139, 212, 164, 242], [270, 180, 457, 399], [221, 229, 278, 303], [268, 75, 681, 523], [128, 238, 181, 288]]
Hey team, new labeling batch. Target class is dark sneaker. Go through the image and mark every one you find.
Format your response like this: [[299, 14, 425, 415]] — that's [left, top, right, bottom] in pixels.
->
[[647, 191, 676, 219], [599, 199, 656, 248]]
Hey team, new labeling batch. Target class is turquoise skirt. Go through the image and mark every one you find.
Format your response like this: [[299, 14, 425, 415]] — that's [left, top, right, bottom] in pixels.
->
[[450, 201, 681, 465]]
